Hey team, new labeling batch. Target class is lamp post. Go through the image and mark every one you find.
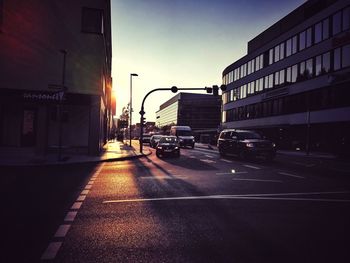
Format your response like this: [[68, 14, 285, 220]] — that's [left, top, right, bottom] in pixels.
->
[[130, 73, 138, 147]]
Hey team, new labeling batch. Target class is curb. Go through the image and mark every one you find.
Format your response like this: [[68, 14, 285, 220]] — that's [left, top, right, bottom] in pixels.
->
[[0, 149, 152, 168]]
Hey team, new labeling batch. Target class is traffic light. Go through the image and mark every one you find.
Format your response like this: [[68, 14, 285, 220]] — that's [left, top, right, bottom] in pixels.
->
[[212, 85, 219, 96], [220, 84, 227, 92], [205, 86, 213, 94], [141, 116, 146, 125]]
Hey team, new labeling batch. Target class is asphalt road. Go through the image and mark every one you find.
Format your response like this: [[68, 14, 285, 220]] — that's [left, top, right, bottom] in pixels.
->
[[1, 146, 350, 262]]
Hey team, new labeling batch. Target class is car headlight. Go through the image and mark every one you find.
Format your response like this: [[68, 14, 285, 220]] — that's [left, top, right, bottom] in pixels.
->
[[246, 142, 254, 148], [272, 143, 276, 147], [179, 139, 183, 142], [157, 146, 162, 149], [175, 146, 179, 149]]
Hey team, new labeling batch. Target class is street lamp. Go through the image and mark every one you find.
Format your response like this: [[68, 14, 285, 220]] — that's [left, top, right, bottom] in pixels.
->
[[130, 73, 138, 147]]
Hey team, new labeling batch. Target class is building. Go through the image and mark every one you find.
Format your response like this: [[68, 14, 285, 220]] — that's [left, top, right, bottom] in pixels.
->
[[0, 0, 112, 156], [156, 93, 221, 142], [222, 0, 350, 155]]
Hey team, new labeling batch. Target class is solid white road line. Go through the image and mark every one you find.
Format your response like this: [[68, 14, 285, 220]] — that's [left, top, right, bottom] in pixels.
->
[[221, 159, 233, 163], [140, 176, 187, 180], [81, 189, 89, 195], [199, 159, 216, 164], [205, 154, 215, 158], [64, 211, 77, 222], [54, 224, 71, 238], [232, 178, 282, 183], [71, 202, 83, 210], [77, 195, 86, 201], [278, 171, 305, 179], [103, 191, 350, 204], [41, 242, 62, 260], [243, 164, 261, 170]]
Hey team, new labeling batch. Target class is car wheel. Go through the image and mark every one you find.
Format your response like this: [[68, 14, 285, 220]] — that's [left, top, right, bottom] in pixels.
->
[[191, 144, 195, 149], [156, 152, 161, 158]]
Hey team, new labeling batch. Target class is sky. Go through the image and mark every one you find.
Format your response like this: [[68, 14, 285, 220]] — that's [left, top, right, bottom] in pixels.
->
[[111, 0, 305, 123]]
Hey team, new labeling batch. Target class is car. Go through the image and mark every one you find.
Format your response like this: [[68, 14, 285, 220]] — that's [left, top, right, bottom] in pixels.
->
[[141, 134, 151, 144], [217, 129, 276, 160], [170, 126, 195, 148], [156, 136, 180, 158], [150, 135, 163, 148]]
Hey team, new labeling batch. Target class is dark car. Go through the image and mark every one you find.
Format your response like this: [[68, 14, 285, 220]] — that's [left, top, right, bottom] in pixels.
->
[[156, 136, 180, 158], [217, 129, 276, 160], [141, 134, 151, 144], [150, 135, 163, 148]]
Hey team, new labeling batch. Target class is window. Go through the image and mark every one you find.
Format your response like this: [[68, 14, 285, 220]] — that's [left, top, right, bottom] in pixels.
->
[[342, 44, 350, 68], [292, 64, 298, 82], [333, 11, 342, 35], [299, 61, 306, 79], [82, 7, 104, 34], [306, 27, 312, 48], [323, 18, 329, 40], [279, 69, 285, 85], [268, 74, 274, 89], [259, 54, 264, 69], [299, 31, 306, 50], [286, 67, 292, 83], [255, 56, 260, 71], [343, 7, 350, 31], [269, 49, 274, 65], [316, 55, 322, 76], [247, 61, 251, 75], [286, 38, 292, 57], [323, 52, 330, 73], [259, 78, 264, 92], [274, 71, 279, 86], [274, 45, 280, 62], [292, 35, 298, 54], [264, 76, 269, 90], [280, 42, 285, 60], [251, 58, 255, 73], [315, 22, 322, 43], [334, 47, 341, 70], [306, 58, 313, 78]]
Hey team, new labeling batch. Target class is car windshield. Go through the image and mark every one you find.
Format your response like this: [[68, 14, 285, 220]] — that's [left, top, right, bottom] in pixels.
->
[[237, 132, 262, 140], [159, 137, 177, 143], [177, 131, 192, 136]]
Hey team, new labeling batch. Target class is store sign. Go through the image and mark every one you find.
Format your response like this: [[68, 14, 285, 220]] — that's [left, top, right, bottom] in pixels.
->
[[23, 91, 65, 101]]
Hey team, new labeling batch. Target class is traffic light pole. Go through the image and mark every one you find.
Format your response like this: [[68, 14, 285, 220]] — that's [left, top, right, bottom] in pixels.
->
[[139, 86, 226, 153]]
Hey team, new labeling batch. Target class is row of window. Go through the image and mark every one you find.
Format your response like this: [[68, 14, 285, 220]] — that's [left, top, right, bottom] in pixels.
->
[[223, 5, 350, 85], [223, 84, 350, 123], [223, 44, 350, 104]]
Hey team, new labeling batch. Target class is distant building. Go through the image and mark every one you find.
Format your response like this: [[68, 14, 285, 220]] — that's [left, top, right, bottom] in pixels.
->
[[222, 0, 350, 155], [0, 0, 112, 155], [156, 93, 221, 142]]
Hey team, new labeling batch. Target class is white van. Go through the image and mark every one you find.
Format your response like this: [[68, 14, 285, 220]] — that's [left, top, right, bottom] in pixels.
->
[[170, 126, 195, 148]]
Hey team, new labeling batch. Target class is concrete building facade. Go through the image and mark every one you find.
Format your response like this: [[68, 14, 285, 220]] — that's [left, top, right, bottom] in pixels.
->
[[222, 0, 350, 155], [0, 0, 112, 155]]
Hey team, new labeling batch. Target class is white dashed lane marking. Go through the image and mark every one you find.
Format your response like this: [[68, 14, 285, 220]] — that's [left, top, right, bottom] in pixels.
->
[[54, 224, 71, 238], [243, 164, 261, 170], [41, 242, 62, 260], [77, 195, 86, 201], [71, 202, 83, 210], [278, 171, 305, 179], [64, 211, 77, 222]]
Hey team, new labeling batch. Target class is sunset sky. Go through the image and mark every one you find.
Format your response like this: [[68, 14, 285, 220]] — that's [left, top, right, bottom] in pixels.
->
[[111, 0, 305, 123]]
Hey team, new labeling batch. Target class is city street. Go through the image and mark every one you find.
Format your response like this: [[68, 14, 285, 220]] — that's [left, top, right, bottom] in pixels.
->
[[2, 145, 349, 262]]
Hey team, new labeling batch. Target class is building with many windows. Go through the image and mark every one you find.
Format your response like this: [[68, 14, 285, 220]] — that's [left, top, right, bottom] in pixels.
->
[[0, 0, 112, 156], [156, 93, 221, 142], [222, 0, 350, 155]]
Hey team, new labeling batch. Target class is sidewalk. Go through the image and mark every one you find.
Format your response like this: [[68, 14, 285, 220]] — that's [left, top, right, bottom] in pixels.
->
[[0, 140, 151, 167]]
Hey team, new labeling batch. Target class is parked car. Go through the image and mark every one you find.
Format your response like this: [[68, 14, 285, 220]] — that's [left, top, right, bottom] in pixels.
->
[[150, 135, 163, 148], [141, 134, 151, 144], [156, 136, 180, 158], [217, 129, 276, 160]]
